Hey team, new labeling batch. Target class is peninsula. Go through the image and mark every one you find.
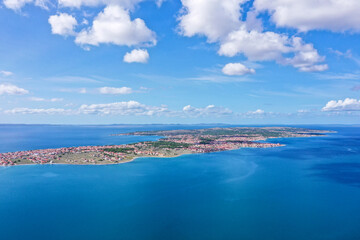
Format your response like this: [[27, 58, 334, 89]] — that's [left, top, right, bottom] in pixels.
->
[[0, 127, 330, 166]]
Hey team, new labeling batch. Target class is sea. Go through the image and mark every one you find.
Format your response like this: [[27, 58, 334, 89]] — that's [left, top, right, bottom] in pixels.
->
[[0, 124, 359, 240]]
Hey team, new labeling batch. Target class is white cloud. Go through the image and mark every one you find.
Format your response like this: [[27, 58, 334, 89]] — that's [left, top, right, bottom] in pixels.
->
[[3, 0, 32, 10], [99, 86, 133, 94], [75, 5, 156, 48], [177, 1, 327, 72], [58, 0, 144, 9], [49, 13, 78, 36], [178, 0, 245, 42], [4, 108, 69, 114], [218, 28, 327, 72], [123, 49, 149, 63], [29, 97, 46, 101], [218, 27, 291, 60], [254, 0, 360, 32], [29, 97, 64, 102], [240, 109, 273, 118], [249, 109, 264, 114], [3, 0, 49, 10], [5, 101, 168, 116], [0, 70, 14, 77], [0, 84, 29, 95], [79, 101, 168, 115], [50, 98, 64, 102], [297, 109, 310, 114], [322, 98, 360, 111], [282, 37, 328, 72], [155, 0, 165, 7], [81, 18, 89, 25], [5, 0, 163, 10], [182, 104, 233, 117], [222, 63, 255, 76], [298, 64, 329, 73]]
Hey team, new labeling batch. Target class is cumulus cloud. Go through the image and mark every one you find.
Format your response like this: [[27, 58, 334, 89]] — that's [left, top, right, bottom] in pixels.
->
[[99, 86, 133, 94], [254, 0, 360, 32], [218, 27, 327, 71], [178, 1, 327, 72], [322, 98, 360, 111], [218, 27, 290, 60], [178, 0, 245, 42], [79, 101, 168, 115], [48, 13, 78, 36], [282, 37, 328, 72], [3, 0, 31, 10], [123, 49, 149, 63], [182, 104, 233, 117], [3, 0, 48, 10], [0, 83, 29, 95], [75, 5, 156, 47], [0, 70, 14, 77], [222, 63, 255, 76]]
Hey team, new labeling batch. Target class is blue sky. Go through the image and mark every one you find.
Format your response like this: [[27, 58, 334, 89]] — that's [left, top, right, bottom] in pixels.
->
[[0, 0, 360, 124]]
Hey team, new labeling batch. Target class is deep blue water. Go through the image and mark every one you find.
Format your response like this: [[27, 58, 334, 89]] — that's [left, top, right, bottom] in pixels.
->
[[0, 124, 360, 240]]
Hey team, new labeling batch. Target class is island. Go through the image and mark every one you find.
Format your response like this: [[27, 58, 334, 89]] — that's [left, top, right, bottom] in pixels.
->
[[0, 127, 331, 166]]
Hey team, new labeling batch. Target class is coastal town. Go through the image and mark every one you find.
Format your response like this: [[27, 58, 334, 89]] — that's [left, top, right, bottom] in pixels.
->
[[0, 127, 330, 166]]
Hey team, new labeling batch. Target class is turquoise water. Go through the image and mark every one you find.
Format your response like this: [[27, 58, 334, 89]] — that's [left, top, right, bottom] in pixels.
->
[[0, 125, 360, 240]]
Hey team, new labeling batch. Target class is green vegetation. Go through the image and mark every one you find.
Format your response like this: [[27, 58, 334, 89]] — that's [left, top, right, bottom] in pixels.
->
[[147, 141, 190, 149], [199, 137, 213, 144], [104, 147, 135, 153]]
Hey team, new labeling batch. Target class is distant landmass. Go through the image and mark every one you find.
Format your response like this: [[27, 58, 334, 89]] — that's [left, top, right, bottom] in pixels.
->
[[0, 127, 331, 166]]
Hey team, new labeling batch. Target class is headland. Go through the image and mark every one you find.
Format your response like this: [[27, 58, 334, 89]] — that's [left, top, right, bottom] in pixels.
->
[[0, 127, 331, 166]]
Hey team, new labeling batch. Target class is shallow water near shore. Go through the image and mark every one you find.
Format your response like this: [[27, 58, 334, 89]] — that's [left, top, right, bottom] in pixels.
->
[[0, 125, 360, 240]]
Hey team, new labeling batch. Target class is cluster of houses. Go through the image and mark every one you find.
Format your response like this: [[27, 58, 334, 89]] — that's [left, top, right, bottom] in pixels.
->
[[189, 141, 282, 153], [0, 135, 283, 166], [161, 135, 282, 153], [0, 145, 132, 166]]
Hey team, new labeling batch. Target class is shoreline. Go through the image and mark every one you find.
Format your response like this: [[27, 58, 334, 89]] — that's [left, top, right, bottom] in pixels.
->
[[0, 127, 332, 167], [0, 144, 283, 167], [0, 143, 286, 167]]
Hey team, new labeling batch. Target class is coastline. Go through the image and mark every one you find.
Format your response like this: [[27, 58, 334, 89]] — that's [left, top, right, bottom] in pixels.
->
[[0, 127, 332, 167], [0, 142, 287, 167]]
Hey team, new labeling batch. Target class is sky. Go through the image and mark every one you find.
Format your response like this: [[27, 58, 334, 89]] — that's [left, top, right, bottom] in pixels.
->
[[0, 0, 360, 124]]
